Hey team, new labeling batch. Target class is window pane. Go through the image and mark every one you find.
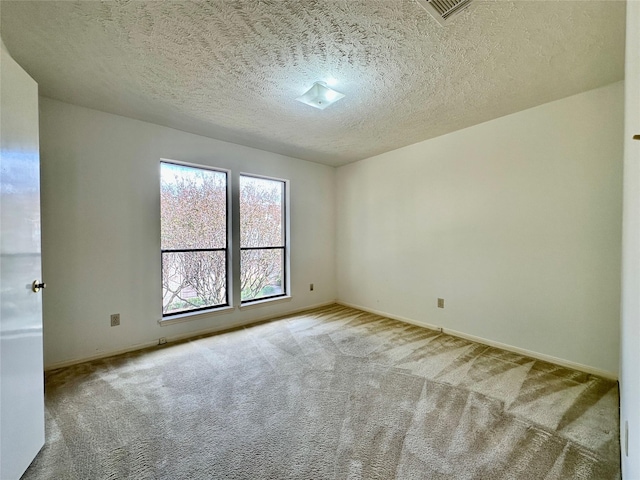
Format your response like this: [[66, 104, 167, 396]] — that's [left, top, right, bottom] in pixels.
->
[[240, 176, 284, 248], [241, 248, 284, 302], [162, 251, 227, 314], [161, 163, 227, 250]]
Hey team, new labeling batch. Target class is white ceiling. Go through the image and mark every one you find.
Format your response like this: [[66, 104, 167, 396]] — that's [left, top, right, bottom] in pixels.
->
[[0, 1, 625, 167]]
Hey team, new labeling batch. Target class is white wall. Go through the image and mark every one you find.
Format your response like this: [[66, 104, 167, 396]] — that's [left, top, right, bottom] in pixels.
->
[[336, 82, 623, 376], [39, 98, 336, 368], [621, 1, 640, 476]]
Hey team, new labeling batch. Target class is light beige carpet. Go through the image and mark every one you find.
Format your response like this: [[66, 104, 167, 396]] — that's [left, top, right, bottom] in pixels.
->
[[23, 304, 620, 479]]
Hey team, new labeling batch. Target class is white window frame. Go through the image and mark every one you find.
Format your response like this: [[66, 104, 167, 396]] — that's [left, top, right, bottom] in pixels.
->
[[159, 159, 232, 320], [238, 173, 290, 306]]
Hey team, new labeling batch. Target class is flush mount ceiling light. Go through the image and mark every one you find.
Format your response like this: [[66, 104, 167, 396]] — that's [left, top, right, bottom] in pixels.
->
[[296, 82, 345, 110]]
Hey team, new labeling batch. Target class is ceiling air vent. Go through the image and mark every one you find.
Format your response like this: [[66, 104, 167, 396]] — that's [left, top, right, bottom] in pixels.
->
[[415, 0, 473, 25]]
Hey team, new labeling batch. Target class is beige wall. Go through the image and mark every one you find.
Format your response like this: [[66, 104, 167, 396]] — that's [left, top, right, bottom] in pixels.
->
[[621, 1, 640, 476], [39, 97, 336, 368], [336, 82, 623, 375]]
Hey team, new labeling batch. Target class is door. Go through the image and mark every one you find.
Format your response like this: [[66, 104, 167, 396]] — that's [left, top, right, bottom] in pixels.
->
[[0, 42, 45, 479], [621, 2, 640, 477]]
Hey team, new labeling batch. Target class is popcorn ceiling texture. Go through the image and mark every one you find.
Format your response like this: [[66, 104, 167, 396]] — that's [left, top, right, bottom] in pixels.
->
[[0, 0, 625, 166]]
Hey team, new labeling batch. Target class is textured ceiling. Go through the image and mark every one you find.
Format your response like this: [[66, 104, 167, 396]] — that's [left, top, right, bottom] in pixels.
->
[[0, 1, 626, 166]]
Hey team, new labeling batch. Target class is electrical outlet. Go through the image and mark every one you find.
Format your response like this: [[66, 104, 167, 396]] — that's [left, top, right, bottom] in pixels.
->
[[310, 283, 314, 291], [437, 298, 445, 308], [110, 313, 120, 327], [158, 337, 167, 345]]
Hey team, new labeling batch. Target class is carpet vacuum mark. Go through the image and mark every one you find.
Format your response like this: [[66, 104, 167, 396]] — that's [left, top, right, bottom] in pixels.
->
[[22, 304, 620, 479]]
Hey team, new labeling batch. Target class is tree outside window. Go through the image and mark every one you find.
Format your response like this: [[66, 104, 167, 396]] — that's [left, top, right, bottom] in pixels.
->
[[161, 162, 228, 315], [160, 163, 289, 316], [240, 175, 286, 302]]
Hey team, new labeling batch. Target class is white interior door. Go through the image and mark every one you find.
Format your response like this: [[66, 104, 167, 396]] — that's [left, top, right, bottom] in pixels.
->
[[0, 42, 45, 479]]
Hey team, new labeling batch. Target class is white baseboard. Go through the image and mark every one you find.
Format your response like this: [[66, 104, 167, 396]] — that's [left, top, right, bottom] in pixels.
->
[[47, 299, 618, 381], [336, 301, 618, 381], [44, 300, 337, 371], [45, 340, 162, 371]]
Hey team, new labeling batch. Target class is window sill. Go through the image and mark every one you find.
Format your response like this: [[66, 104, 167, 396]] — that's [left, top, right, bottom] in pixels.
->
[[239, 295, 292, 311], [158, 305, 235, 326]]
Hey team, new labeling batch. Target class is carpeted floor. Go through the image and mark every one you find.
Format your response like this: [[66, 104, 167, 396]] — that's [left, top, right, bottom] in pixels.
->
[[22, 304, 620, 479]]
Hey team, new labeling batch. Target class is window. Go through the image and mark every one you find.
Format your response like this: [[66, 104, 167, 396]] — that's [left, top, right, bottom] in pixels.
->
[[160, 162, 289, 318], [160, 162, 228, 315], [240, 175, 287, 303]]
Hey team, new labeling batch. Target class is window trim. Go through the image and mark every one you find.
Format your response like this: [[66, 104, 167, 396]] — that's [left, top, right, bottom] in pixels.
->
[[239, 173, 290, 305], [238, 295, 292, 311], [160, 159, 232, 318], [158, 305, 235, 326]]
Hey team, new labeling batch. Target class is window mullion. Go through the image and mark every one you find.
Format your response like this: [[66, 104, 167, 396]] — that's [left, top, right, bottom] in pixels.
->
[[230, 170, 242, 308]]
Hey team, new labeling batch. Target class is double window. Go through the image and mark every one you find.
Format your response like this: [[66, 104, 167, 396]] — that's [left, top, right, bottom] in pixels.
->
[[160, 161, 288, 317]]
